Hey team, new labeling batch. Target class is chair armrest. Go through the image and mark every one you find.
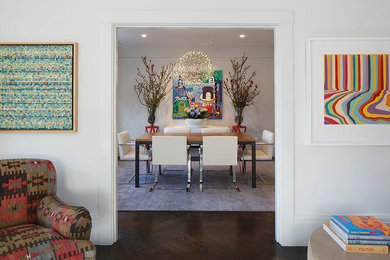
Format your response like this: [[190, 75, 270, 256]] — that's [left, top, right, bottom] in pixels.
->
[[119, 141, 136, 146], [37, 195, 92, 240]]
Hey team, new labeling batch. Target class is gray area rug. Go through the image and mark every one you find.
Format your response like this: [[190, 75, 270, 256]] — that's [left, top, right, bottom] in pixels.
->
[[117, 160, 275, 211]]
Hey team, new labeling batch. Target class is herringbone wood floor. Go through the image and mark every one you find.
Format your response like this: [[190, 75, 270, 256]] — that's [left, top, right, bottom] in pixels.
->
[[96, 211, 307, 260]]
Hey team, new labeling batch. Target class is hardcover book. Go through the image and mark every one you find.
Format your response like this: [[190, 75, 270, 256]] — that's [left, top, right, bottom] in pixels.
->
[[331, 216, 390, 236], [330, 220, 390, 241], [323, 223, 389, 254]]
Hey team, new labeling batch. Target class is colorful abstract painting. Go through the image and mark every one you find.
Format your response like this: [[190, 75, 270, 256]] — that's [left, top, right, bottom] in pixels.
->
[[0, 43, 77, 131], [324, 54, 390, 124], [172, 70, 223, 119]]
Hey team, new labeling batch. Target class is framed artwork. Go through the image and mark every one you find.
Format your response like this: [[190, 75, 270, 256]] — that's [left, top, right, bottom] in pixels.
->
[[0, 43, 78, 131], [307, 38, 390, 145], [172, 70, 223, 119]]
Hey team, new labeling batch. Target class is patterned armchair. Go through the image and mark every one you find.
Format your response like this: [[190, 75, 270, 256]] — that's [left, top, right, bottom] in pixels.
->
[[0, 159, 95, 259]]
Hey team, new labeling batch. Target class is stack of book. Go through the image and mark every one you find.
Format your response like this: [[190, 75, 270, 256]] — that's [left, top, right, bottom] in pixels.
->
[[323, 215, 390, 254]]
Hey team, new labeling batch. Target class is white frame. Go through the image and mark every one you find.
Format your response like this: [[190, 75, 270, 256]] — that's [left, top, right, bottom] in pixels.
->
[[306, 38, 390, 146], [97, 10, 294, 246]]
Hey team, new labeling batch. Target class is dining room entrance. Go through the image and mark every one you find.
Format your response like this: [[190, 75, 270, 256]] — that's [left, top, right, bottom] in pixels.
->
[[115, 27, 275, 211]]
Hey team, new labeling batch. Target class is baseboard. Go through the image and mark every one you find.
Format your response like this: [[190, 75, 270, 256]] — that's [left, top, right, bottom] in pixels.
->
[[90, 213, 99, 244], [293, 213, 390, 246]]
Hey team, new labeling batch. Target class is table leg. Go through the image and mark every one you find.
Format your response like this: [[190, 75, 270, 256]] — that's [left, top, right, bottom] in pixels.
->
[[252, 141, 256, 188], [135, 141, 140, 188]]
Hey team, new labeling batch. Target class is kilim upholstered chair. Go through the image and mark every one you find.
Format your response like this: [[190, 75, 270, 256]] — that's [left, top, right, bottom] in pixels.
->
[[0, 159, 95, 259]]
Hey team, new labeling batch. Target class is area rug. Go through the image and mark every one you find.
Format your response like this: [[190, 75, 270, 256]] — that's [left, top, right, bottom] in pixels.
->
[[117, 160, 275, 211]]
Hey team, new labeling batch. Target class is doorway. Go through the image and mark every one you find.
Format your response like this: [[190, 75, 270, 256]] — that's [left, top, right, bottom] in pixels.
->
[[97, 12, 294, 245], [116, 27, 275, 211]]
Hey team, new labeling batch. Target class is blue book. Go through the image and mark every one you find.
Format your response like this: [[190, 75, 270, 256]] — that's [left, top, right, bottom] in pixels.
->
[[330, 220, 390, 241], [331, 215, 390, 236]]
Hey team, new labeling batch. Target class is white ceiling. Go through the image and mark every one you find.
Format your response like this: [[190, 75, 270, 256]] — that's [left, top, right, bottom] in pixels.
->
[[117, 28, 274, 49]]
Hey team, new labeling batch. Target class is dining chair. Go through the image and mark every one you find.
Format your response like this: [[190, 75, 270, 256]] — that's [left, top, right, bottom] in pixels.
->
[[241, 130, 274, 182], [117, 131, 151, 183], [151, 136, 192, 192], [201, 127, 230, 133], [232, 125, 247, 133], [145, 125, 159, 133], [200, 136, 239, 192], [163, 127, 191, 133]]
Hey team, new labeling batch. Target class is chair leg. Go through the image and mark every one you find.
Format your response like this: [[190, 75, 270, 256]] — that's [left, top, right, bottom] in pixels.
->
[[199, 148, 203, 192], [159, 165, 162, 175], [186, 152, 191, 192], [232, 165, 240, 192], [144, 160, 149, 184], [149, 164, 158, 192]]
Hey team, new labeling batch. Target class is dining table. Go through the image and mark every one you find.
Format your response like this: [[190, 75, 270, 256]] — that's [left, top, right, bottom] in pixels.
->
[[134, 132, 257, 188]]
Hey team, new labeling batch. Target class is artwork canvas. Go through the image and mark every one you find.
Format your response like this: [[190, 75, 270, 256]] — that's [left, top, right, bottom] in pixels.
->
[[172, 70, 223, 119], [307, 38, 390, 145], [324, 54, 390, 124], [0, 43, 77, 131]]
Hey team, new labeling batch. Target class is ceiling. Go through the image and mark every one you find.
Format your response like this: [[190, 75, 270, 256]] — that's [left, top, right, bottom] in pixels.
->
[[117, 28, 274, 49]]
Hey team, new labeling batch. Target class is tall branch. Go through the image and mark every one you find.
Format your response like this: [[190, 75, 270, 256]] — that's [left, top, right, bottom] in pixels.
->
[[223, 54, 261, 109], [133, 56, 176, 110]]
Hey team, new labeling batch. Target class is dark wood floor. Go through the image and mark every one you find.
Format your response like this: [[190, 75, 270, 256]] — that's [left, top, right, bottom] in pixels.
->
[[96, 211, 307, 260]]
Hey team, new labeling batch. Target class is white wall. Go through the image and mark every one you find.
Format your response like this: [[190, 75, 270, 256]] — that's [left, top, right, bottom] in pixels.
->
[[1, 0, 390, 246], [117, 44, 274, 138]]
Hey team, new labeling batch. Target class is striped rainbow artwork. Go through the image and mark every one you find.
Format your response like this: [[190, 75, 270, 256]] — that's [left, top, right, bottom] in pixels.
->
[[324, 54, 390, 124]]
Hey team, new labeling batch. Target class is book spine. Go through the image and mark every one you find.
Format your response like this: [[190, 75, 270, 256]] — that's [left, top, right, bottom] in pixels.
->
[[349, 234, 390, 241], [348, 240, 390, 245], [345, 245, 388, 254]]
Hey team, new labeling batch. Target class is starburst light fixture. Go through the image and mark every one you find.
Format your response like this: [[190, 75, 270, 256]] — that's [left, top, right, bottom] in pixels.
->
[[178, 50, 213, 85]]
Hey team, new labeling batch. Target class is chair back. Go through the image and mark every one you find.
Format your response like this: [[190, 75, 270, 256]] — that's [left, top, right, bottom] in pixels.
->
[[163, 127, 191, 133], [232, 125, 247, 133], [261, 130, 275, 159], [152, 136, 187, 165], [201, 127, 230, 133], [117, 131, 131, 159], [0, 159, 56, 229], [145, 125, 159, 133], [202, 136, 238, 166]]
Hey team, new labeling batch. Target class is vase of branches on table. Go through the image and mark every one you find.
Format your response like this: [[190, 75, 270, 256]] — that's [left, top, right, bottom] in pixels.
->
[[134, 56, 175, 126], [224, 54, 261, 126]]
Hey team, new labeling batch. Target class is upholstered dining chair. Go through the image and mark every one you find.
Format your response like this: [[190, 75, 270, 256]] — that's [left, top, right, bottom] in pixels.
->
[[151, 136, 191, 192], [200, 136, 239, 192], [241, 130, 275, 182], [163, 127, 191, 133], [117, 131, 151, 183], [201, 127, 230, 133]]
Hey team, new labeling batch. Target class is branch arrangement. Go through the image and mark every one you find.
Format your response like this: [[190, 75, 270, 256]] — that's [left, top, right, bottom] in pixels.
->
[[134, 56, 175, 108], [134, 56, 175, 124], [223, 54, 260, 109]]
